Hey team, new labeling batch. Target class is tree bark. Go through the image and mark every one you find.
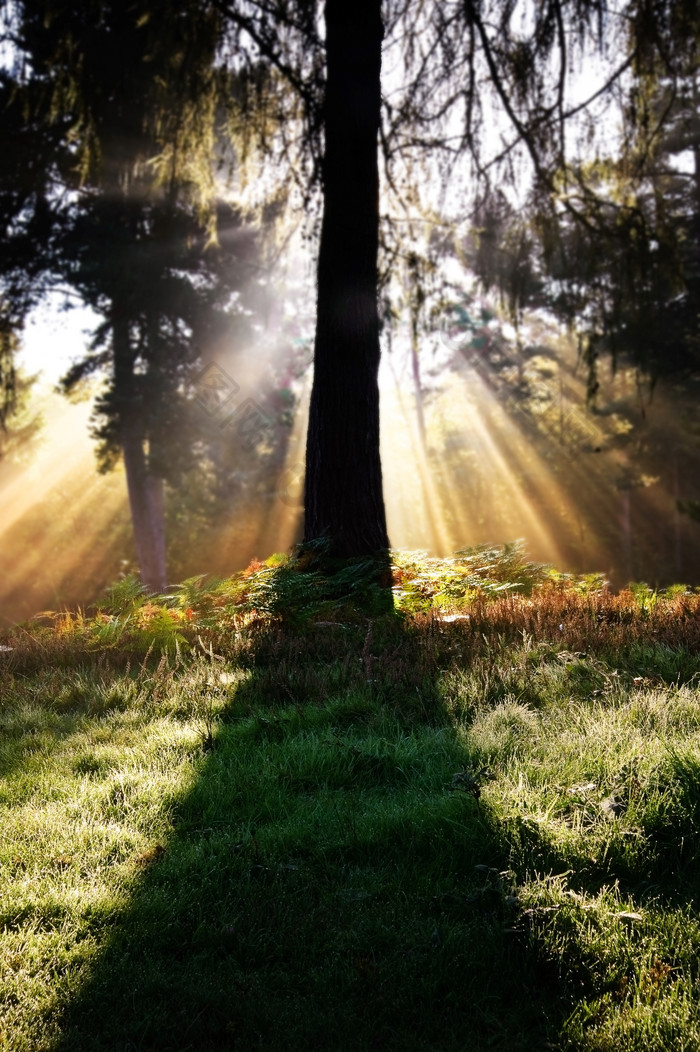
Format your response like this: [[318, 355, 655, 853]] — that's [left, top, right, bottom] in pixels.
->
[[303, 0, 390, 557], [112, 303, 168, 593]]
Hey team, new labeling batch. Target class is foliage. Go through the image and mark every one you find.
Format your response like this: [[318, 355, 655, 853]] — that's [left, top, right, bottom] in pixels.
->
[[4, 548, 700, 676], [0, 369, 43, 459], [470, 62, 700, 393], [391, 541, 553, 613], [97, 575, 149, 617], [0, 59, 64, 419]]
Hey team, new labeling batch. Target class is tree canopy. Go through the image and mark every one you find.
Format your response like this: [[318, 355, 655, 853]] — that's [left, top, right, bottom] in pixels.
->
[[2, 0, 699, 576]]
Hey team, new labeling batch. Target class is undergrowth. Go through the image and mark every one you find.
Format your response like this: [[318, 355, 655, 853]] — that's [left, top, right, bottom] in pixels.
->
[[2, 541, 699, 673]]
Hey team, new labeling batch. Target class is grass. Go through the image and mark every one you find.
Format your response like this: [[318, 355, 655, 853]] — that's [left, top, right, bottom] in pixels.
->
[[1, 547, 700, 1049]]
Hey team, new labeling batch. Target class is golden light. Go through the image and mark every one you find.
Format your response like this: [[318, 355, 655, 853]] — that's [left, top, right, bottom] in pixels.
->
[[2, 296, 697, 628], [378, 321, 696, 587], [0, 393, 129, 627]]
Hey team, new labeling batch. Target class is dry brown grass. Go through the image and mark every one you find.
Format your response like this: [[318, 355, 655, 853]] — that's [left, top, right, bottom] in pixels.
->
[[436, 586, 700, 653]]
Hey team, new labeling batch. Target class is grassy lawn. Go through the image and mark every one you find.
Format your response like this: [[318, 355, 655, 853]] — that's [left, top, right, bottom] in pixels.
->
[[1, 550, 700, 1050]]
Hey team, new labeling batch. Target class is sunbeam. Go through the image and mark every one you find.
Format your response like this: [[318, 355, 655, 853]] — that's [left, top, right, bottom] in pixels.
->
[[0, 393, 130, 626], [3, 306, 699, 627]]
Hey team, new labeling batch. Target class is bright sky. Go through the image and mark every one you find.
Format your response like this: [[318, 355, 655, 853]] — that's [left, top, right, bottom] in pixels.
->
[[18, 300, 98, 387]]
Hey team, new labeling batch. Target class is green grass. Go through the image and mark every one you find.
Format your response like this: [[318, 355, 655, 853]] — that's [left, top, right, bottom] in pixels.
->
[[1, 554, 700, 1049]]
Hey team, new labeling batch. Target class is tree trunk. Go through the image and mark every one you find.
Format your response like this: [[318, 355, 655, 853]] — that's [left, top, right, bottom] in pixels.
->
[[303, 0, 389, 557], [112, 304, 168, 593]]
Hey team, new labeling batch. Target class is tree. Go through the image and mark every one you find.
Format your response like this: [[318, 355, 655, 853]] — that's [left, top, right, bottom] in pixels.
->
[[210, 0, 700, 562], [303, 0, 388, 556], [0, 60, 65, 431], [460, 6, 700, 394], [2, 0, 258, 590], [6, 0, 700, 574], [57, 193, 255, 590]]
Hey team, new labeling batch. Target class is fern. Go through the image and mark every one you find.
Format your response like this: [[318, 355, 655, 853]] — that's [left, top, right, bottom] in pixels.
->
[[97, 574, 148, 615]]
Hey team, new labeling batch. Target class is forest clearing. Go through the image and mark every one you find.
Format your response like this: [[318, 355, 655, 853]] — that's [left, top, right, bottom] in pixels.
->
[[2, 1, 700, 1047]]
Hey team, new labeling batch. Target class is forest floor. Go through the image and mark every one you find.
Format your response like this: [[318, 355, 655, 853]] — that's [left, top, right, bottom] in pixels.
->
[[1, 548, 700, 1050]]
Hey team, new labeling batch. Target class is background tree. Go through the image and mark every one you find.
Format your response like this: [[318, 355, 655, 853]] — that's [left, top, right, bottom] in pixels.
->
[[2, 0, 260, 590], [0, 55, 66, 431], [462, 4, 700, 395]]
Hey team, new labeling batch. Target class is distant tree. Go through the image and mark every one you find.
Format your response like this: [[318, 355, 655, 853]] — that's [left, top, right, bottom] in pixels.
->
[[0, 61, 64, 430], [1, 1, 259, 590], [464, 9, 700, 395]]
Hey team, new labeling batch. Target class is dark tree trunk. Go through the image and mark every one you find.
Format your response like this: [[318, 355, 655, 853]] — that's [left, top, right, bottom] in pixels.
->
[[112, 304, 168, 593], [303, 0, 390, 557]]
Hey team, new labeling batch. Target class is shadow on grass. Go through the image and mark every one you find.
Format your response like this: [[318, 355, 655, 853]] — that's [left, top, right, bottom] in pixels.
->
[[51, 608, 577, 1052]]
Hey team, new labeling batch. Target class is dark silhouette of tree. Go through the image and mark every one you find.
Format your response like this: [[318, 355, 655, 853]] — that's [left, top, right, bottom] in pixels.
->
[[303, 0, 388, 555]]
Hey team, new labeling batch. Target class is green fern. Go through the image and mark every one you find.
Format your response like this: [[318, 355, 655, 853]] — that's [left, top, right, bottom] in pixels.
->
[[97, 574, 148, 616]]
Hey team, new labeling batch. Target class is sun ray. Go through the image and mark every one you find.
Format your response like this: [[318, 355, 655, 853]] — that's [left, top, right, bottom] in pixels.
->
[[381, 353, 454, 554], [3, 308, 698, 627], [0, 394, 130, 626]]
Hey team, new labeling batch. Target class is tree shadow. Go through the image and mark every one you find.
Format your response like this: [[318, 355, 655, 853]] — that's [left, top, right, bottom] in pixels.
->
[[50, 603, 585, 1051]]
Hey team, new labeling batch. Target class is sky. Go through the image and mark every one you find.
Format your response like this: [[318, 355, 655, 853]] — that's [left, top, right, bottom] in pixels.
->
[[18, 300, 98, 388]]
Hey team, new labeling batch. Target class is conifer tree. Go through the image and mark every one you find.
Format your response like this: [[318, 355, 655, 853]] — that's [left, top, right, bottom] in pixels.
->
[[1, 0, 254, 590]]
